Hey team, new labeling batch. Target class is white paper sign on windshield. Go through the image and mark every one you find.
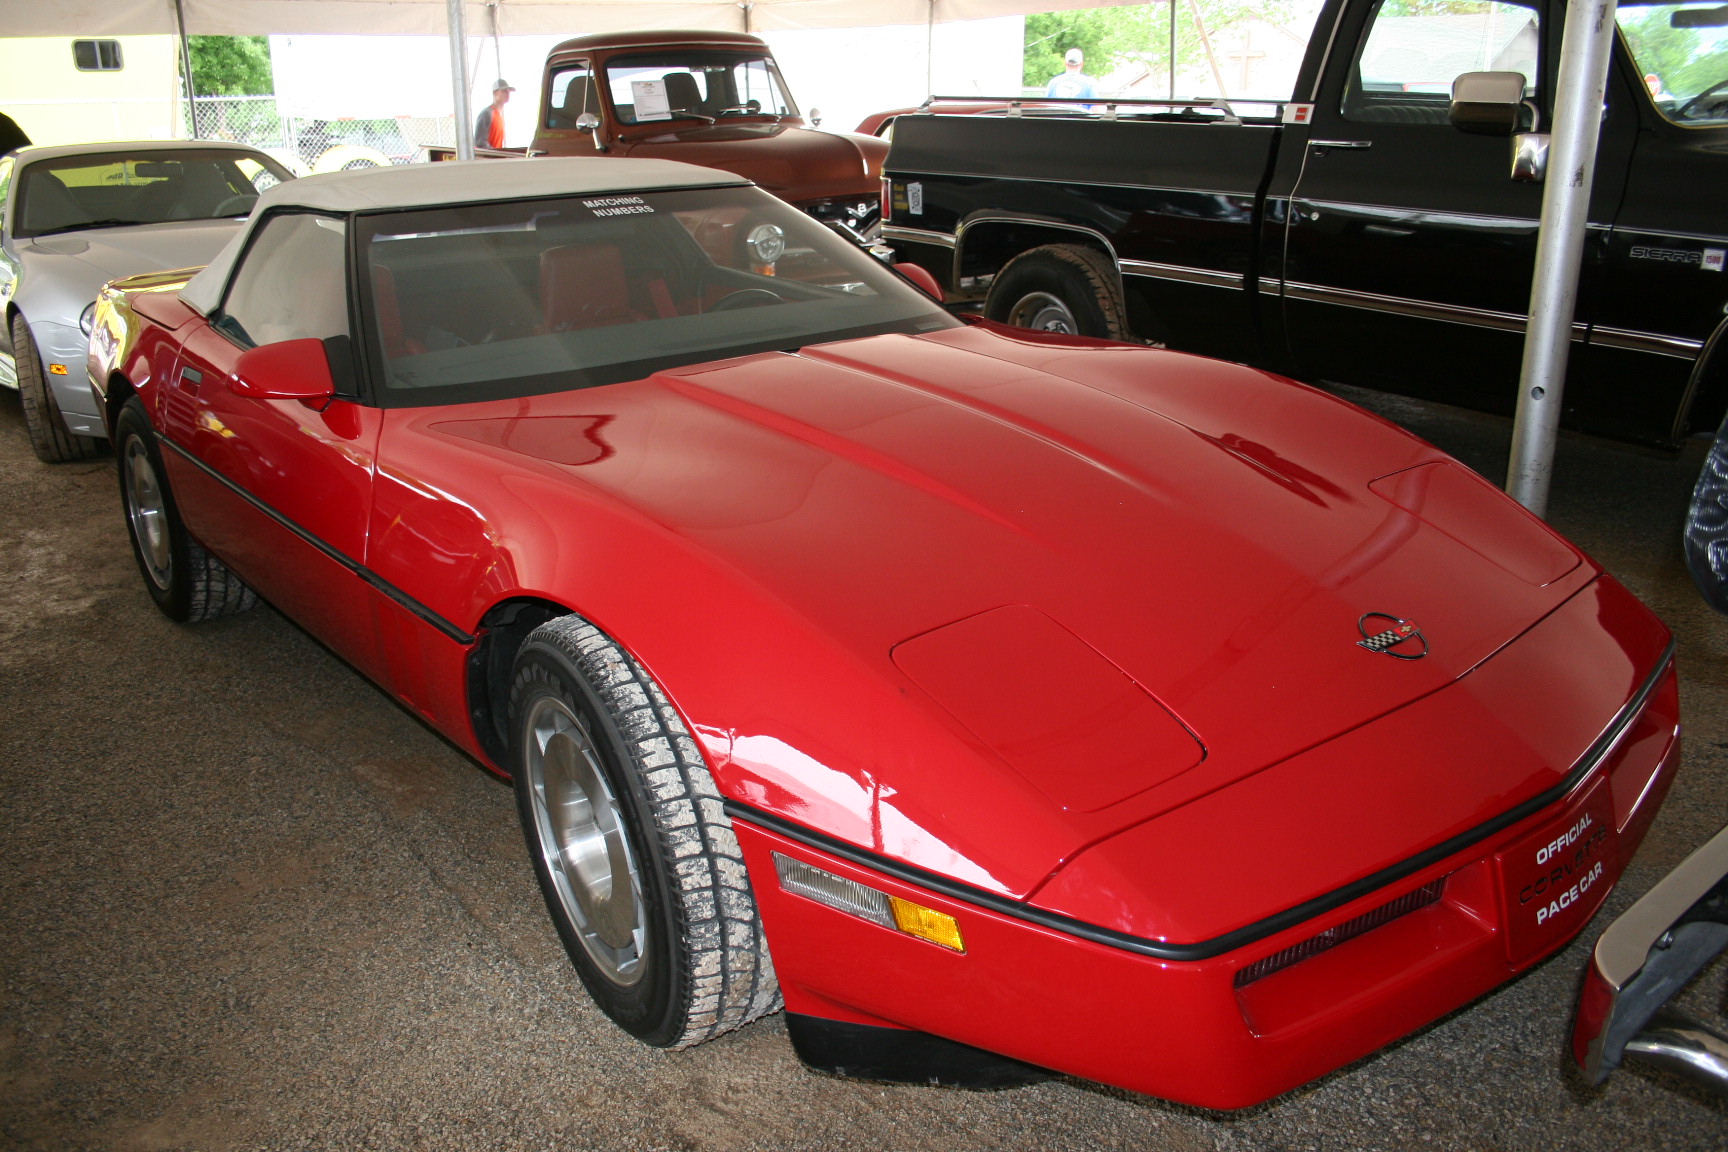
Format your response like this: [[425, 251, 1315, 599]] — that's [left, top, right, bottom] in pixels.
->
[[631, 80, 672, 122]]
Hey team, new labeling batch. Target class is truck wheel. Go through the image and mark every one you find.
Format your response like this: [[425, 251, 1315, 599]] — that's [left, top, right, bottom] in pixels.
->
[[1685, 409, 1728, 613], [12, 315, 100, 463], [985, 244, 1128, 341]]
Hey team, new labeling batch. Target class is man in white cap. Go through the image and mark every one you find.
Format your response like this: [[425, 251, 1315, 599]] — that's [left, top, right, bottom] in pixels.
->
[[1046, 49, 1096, 100], [475, 79, 514, 150]]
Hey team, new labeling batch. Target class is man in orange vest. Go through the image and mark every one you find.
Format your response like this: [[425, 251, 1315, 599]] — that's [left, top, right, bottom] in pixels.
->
[[474, 79, 513, 150]]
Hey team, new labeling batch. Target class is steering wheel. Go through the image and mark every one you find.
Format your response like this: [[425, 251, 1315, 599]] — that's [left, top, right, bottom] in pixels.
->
[[710, 288, 783, 311], [212, 194, 256, 217], [1678, 78, 1728, 119]]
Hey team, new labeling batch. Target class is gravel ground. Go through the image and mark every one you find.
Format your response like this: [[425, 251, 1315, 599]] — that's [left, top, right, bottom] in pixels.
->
[[1, 378, 1725, 1152]]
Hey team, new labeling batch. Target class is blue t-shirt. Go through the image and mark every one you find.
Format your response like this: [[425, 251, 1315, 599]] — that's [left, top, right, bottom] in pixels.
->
[[1047, 72, 1096, 100]]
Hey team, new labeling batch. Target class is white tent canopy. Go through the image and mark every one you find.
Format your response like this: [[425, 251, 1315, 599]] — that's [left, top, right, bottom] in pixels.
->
[[3, 0, 1126, 37]]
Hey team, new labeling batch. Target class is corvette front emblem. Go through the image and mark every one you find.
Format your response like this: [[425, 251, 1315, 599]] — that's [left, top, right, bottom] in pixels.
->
[[1357, 613, 1429, 660]]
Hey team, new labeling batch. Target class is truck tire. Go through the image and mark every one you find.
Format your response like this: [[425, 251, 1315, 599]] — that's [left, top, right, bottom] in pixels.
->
[[1685, 409, 1728, 613], [985, 244, 1128, 341]]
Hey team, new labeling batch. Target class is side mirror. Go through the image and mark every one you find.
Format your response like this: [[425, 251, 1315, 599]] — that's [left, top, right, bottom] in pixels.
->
[[574, 111, 607, 153], [1512, 132, 1550, 182], [809, 106, 823, 128], [231, 337, 336, 406], [1450, 71, 1527, 136], [894, 261, 943, 301]]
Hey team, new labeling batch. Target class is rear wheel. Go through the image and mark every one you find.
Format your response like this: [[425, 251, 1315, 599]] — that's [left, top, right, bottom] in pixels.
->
[[509, 615, 779, 1047], [984, 243, 1129, 341], [115, 397, 257, 622], [11, 315, 100, 463]]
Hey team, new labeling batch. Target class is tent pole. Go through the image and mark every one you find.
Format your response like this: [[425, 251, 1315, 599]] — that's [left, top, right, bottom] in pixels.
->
[[448, 0, 476, 160], [173, 0, 197, 138], [1506, 0, 1619, 515]]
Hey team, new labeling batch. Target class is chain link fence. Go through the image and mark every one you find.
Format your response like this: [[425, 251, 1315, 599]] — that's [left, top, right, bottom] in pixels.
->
[[189, 95, 456, 173]]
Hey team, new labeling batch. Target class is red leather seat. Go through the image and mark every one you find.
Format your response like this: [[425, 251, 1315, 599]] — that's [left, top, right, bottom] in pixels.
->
[[540, 245, 645, 331]]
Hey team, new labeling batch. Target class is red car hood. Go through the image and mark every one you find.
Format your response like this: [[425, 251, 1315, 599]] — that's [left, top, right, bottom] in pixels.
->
[[425, 323, 1602, 899]]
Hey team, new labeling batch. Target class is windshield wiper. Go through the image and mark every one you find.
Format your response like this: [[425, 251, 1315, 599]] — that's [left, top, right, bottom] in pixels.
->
[[32, 218, 149, 238]]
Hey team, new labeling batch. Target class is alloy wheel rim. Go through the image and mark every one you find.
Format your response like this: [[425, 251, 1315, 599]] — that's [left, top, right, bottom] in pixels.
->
[[525, 694, 647, 985], [1008, 291, 1079, 334], [124, 438, 173, 590]]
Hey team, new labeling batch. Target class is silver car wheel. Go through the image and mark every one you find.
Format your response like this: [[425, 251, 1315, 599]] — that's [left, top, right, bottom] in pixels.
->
[[523, 694, 647, 985], [123, 435, 173, 590], [1007, 290, 1079, 334]]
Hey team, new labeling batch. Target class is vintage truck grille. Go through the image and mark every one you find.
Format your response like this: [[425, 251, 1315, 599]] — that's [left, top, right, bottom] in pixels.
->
[[1234, 877, 1448, 987]]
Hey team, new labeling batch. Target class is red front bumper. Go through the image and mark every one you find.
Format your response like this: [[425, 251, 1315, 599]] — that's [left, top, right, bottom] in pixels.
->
[[736, 648, 1680, 1109]]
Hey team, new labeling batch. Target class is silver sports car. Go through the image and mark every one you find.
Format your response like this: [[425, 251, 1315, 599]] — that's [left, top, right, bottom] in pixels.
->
[[0, 140, 294, 461]]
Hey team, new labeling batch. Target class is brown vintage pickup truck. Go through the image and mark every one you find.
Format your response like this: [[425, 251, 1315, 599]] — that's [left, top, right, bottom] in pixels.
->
[[528, 30, 886, 242]]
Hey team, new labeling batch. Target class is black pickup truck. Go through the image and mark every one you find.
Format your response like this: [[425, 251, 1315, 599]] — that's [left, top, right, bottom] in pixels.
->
[[882, 0, 1728, 454]]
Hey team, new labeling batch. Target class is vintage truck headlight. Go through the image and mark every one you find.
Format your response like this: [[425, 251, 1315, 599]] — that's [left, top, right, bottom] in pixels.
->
[[747, 223, 786, 265]]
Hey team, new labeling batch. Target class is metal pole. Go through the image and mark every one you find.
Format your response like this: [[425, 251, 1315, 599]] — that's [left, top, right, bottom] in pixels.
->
[[1168, 0, 1177, 100], [173, 0, 197, 138], [1505, 0, 1619, 515], [447, 0, 475, 160]]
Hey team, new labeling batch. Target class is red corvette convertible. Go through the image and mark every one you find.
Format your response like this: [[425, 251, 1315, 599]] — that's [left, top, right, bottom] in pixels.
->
[[87, 158, 1680, 1109]]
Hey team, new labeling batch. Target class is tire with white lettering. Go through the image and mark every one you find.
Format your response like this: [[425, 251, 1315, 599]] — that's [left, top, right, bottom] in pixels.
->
[[509, 614, 780, 1048], [12, 314, 100, 463], [985, 243, 1128, 341], [115, 397, 257, 622]]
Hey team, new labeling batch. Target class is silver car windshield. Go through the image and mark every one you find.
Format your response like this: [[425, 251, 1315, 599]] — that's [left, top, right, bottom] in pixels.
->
[[14, 149, 292, 239], [356, 185, 957, 406]]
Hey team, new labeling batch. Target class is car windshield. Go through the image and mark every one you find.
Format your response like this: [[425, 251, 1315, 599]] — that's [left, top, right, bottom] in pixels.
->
[[357, 184, 959, 406], [603, 52, 797, 125], [14, 149, 292, 238], [1618, 1, 1728, 124]]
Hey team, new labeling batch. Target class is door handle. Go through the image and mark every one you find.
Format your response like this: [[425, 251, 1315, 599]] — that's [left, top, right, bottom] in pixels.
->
[[1309, 139, 1373, 150]]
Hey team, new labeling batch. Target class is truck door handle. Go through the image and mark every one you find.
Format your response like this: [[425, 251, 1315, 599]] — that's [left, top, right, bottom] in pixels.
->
[[1309, 139, 1372, 150]]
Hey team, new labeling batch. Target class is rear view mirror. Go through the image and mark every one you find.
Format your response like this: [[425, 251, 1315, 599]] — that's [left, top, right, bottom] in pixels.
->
[[1673, 5, 1728, 26], [1450, 71, 1527, 136], [230, 337, 336, 406], [575, 112, 600, 132]]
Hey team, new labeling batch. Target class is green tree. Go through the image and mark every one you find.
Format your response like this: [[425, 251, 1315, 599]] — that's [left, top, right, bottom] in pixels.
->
[[187, 35, 273, 96], [1024, 7, 1164, 88], [1618, 8, 1712, 99], [1024, 1, 1300, 96]]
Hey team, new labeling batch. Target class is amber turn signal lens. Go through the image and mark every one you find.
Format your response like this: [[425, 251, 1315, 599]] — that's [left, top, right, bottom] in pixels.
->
[[889, 896, 965, 952]]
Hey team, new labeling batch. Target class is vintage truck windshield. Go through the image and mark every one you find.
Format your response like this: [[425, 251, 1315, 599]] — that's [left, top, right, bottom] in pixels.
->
[[604, 52, 797, 124], [1619, 1, 1728, 124], [356, 185, 957, 406]]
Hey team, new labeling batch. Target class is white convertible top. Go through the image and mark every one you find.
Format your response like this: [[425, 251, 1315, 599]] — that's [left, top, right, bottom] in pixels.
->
[[180, 156, 752, 315]]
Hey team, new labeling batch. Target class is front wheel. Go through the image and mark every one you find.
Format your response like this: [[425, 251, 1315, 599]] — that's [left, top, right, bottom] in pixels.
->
[[11, 315, 100, 463], [115, 397, 257, 622], [509, 615, 779, 1048], [984, 243, 1129, 341], [1686, 409, 1728, 613]]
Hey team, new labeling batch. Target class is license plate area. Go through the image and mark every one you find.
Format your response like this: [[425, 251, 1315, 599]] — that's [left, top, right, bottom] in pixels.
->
[[1496, 780, 1618, 963]]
